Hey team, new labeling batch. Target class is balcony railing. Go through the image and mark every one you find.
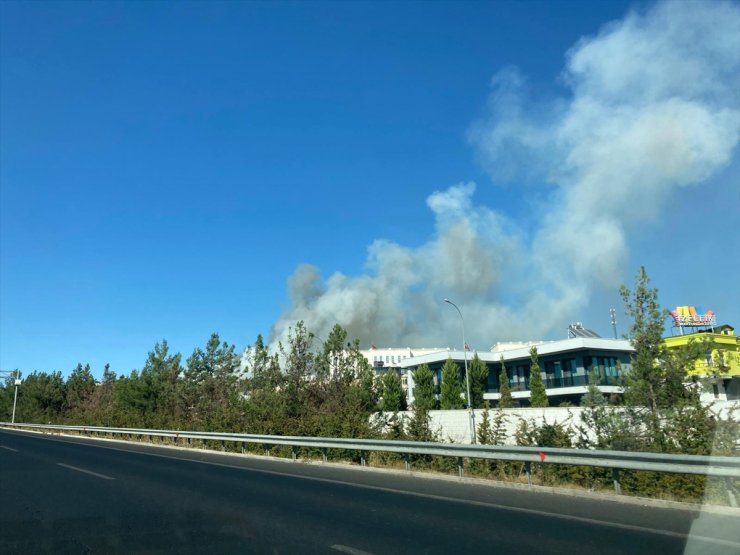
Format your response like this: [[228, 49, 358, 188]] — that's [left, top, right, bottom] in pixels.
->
[[489, 374, 620, 393]]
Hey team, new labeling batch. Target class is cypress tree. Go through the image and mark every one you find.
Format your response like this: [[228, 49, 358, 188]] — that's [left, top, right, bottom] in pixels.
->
[[498, 355, 513, 408], [469, 353, 488, 409], [528, 346, 549, 407], [440, 358, 465, 409], [409, 363, 436, 441], [412, 363, 436, 411], [380, 370, 406, 412]]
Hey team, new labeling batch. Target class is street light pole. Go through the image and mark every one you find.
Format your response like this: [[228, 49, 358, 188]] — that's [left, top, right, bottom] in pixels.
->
[[1, 369, 21, 423], [444, 298, 476, 444], [12, 370, 20, 423]]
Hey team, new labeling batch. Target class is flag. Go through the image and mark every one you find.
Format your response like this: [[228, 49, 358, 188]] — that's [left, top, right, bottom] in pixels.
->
[[371, 343, 377, 350], [464, 343, 470, 351]]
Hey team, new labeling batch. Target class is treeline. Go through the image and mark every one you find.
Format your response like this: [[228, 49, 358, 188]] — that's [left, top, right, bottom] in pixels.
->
[[0, 323, 385, 439]]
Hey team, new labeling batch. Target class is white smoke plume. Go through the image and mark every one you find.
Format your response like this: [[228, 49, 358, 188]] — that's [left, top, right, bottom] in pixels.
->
[[269, 0, 740, 350]]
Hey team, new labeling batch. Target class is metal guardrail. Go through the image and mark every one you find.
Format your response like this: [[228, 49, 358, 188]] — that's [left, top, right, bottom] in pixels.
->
[[2, 422, 738, 505]]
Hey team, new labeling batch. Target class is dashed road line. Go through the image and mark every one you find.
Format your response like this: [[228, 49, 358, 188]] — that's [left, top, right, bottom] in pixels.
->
[[330, 544, 375, 555], [57, 462, 114, 480]]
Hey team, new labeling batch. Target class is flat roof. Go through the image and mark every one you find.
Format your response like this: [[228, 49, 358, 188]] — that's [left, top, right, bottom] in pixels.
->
[[400, 337, 634, 366]]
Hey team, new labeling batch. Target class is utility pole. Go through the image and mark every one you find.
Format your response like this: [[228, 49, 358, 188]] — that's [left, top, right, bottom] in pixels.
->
[[610, 308, 618, 339]]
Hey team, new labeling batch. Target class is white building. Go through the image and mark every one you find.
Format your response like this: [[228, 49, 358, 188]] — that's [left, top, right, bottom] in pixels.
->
[[397, 337, 634, 407], [360, 347, 449, 397]]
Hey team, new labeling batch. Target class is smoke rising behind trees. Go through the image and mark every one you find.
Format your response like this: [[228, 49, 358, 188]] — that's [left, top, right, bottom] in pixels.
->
[[270, 0, 740, 351]]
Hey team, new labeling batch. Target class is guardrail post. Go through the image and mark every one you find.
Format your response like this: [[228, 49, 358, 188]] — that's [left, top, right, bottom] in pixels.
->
[[458, 457, 464, 478], [404, 453, 410, 471], [726, 479, 738, 508], [264, 444, 271, 457], [360, 451, 367, 467], [322, 448, 328, 463], [291, 446, 298, 461], [525, 461, 532, 486], [612, 468, 622, 495]]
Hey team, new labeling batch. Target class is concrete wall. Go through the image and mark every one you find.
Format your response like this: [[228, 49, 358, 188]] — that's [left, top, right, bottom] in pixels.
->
[[425, 407, 588, 444], [389, 400, 740, 445]]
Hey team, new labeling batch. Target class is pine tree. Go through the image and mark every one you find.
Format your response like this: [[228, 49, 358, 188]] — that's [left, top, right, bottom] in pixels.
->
[[617, 266, 713, 454], [619, 266, 668, 414], [65, 363, 96, 421], [316, 323, 349, 380], [249, 334, 282, 390], [440, 358, 464, 409], [619, 267, 703, 412], [498, 355, 513, 408], [528, 346, 549, 407]]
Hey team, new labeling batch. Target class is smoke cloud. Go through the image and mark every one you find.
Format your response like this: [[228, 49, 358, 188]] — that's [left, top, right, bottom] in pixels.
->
[[269, 0, 740, 350]]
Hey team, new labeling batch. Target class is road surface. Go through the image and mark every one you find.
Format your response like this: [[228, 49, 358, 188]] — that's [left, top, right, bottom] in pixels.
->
[[1, 428, 738, 554]]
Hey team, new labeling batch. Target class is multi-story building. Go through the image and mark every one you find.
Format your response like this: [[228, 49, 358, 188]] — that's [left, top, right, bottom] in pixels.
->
[[359, 347, 449, 397], [663, 320, 739, 401], [364, 316, 740, 406], [397, 336, 633, 407]]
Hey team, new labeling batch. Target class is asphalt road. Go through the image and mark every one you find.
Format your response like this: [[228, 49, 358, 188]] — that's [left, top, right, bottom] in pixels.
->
[[1, 429, 738, 555]]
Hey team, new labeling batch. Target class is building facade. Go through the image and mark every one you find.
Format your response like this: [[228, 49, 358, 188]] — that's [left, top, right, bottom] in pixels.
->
[[663, 324, 740, 401], [359, 347, 449, 397], [393, 337, 634, 407]]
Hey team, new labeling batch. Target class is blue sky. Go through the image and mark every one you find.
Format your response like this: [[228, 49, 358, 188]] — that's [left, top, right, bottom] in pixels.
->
[[1, 0, 738, 379]]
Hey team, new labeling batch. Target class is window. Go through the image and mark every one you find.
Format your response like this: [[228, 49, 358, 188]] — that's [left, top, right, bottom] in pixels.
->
[[604, 357, 617, 377], [561, 359, 576, 375]]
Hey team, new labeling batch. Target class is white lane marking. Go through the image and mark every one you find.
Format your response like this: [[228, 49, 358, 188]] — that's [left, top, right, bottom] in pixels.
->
[[330, 544, 375, 555], [1, 445, 19, 452], [21, 434, 740, 549], [57, 463, 114, 480]]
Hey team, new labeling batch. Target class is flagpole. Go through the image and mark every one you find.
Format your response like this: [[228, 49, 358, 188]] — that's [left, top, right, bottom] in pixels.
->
[[444, 299, 476, 444]]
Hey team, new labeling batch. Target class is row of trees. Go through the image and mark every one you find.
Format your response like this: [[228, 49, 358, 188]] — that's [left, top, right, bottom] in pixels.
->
[[2, 331, 555, 430], [495, 347, 549, 409], [378, 346, 551, 415], [0, 324, 386, 440]]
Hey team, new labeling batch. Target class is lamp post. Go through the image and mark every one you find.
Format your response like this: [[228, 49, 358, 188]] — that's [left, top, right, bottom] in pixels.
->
[[12, 370, 20, 423], [1, 369, 21, 423], [444, 299, 476, 444]]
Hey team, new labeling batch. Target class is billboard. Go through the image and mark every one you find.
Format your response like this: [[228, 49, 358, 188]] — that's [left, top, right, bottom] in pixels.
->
[[670, 306, 716, 328]]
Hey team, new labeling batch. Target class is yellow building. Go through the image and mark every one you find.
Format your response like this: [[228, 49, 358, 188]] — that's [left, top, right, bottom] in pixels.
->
[[663, 324, 739, 400]]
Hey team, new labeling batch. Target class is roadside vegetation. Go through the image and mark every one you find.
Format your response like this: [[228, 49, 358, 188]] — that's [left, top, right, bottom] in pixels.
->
[[1, 267, 737, 504]]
